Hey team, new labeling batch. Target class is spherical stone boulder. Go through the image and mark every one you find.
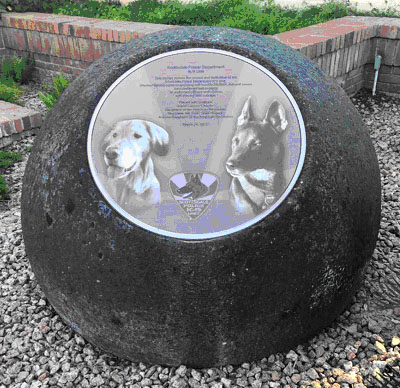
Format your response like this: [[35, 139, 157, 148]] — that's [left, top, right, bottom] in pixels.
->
[[21, 26, 381, 367]]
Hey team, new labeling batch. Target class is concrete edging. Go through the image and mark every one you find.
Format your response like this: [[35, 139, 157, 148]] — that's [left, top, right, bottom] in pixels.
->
[[0, 100, 41, 148]]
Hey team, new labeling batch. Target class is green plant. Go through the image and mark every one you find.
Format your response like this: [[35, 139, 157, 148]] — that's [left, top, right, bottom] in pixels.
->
[[0, 151, 22, 168], [1, 55, 34, 85], [0, 151, 22, 200], [0, 0, 81, 13], [0, 55, 34, 104], [50, 0, 399, 35], [39, 72, 70, 109], [0, 82, 23, 103], [0, 174, 8, 199]]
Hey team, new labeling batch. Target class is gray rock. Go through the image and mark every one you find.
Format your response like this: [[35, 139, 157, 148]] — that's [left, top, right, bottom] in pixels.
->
[[306, 368, 319, 380], [285, 350, 298, 363], [22, 26, 380, 367]]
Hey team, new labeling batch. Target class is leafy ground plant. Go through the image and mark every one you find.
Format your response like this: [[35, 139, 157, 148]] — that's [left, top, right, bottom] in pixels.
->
[[49, 0, 400, 35], [1, 55, 33, 85], [0, 82, 23, 104], [0, 55, 34, 104], [0, 151, 22, 200], [39, 72, 70, 110]]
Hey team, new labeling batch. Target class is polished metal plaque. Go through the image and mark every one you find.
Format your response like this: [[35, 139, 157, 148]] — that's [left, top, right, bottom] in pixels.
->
[[88, 48, 306, 239]]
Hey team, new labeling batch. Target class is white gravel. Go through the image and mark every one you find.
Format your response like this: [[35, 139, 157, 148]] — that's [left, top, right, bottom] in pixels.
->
[[0, 86, 399, 388]]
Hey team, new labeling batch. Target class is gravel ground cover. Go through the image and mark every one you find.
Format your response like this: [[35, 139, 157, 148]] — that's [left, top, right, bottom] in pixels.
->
[[0, 86, 399, 388]]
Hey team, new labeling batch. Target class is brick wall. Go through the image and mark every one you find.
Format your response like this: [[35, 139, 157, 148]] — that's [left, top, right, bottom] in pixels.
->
[[274, 16, 400, 96], [0, 13, 399, 96], [0, 13, 174, 83]]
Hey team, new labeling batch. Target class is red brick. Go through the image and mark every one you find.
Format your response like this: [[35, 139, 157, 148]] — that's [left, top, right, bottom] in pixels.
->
[[356, 29, 363, 44], [13, 119, 23, 133], [354, 43, 360, 68], [3, 28, 28, 51], [344, 80, 364, 97], [379, 65, 394, 75], [380, 25, 389, 37], [333, 50, 340, 78], [51, 57, 70, 66], [21, 115, 32, 131], [358, 40, 369, 66], [39, 33, 52, 55], [383, 40, 399, 65], [324, 53, 332, 75], [92, 40, 107, 61], [388, 25, 399, 39], [34, 59, 58, 72], [321, 40, 327, 55], [119, 30, 129, 43], [78, 39, 95, 62], [341, 47, 349, 75], [326, 38, 333, 53], [89, 27, 103, 40], [32, 52, 51, 63], [365, 81, 400, 94], [366, 38, 377, 63], [349, 45, 356, 72], [337, 48, 345, 76], [316, 56, 322, 69], [364, 63, 374, 73], [374, 73, 400, 84], [0, 120, 14, 136], [344, 31, 354, 48], [348, 71, 363, 86], [375, 38, 388, 58], [29, 113, 42, 128], [75, 26, 91, 39], [14, 119, 24, 133], [63, 36, 81, 60], [329, 51, 336, 76], [307, 44, 317, 59], [347, 66, 361, 79], [25, 30, 42, 52]]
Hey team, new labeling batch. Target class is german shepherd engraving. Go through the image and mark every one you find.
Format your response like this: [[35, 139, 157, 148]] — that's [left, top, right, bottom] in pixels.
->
[[177, 174, 208, 200], [226, 96, 289, 215]]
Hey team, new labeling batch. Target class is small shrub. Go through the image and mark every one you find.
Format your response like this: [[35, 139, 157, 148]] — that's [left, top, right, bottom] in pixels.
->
[[39, 72, 70, 110], [0, 82, 23, 104], [50, 0, 400, 32], [0, 55, 34, 104], [2, 0, 84, 13], [0, 151, 23, 168], [0, 151, 22, 200], [1, 55, 34, 85]]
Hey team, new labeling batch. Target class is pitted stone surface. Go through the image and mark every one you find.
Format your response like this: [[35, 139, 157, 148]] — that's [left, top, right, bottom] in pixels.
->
[[21, 26, 381, 367]]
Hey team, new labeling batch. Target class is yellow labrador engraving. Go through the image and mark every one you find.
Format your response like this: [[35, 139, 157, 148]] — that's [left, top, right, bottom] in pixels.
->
[[102, 120, 169, 206]]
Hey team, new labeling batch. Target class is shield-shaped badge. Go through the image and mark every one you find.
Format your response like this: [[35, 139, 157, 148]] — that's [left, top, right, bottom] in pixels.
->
[[169, 172, 219, 220]]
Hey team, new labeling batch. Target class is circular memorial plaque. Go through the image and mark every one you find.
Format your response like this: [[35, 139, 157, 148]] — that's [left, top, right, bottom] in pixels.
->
[[88, 49, 306, 239], [22, 26, 381, 367]]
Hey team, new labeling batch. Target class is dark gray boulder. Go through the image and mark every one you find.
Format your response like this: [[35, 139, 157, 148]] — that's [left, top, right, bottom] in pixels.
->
[[21, 26, 381, 367]]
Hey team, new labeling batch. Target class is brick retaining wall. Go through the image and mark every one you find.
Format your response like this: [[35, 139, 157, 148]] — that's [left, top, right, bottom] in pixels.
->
[[274, 16, 400, 96], [0, 13, 175, 83], [0, 13, 399, 96]]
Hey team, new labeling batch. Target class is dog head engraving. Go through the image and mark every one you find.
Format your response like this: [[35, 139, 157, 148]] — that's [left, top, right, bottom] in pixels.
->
[[177, 174, 208, 200], [102, 120, 169, 204], [226, 97, 289, 214], [103, 120, 169, 177], [226, 96, 288, 177]]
